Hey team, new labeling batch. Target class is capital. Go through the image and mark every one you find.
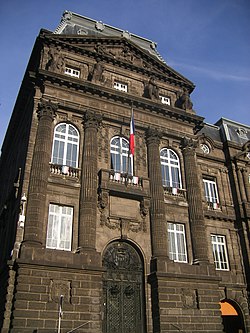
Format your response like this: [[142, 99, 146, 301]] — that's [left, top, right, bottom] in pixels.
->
[[181, 137, 198, 152], [83, 110, 102, 130], [146, 127, 162, 146], [37, 99, 57, 120]]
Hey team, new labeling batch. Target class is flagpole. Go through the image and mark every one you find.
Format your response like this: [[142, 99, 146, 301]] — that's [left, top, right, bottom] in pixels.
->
[[58, 295, 63, 333], [129, 105, 135, 178]]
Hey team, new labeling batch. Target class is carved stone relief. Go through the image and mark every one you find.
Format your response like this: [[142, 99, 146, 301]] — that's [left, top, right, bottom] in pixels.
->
[[175, 88, 193, 111], [144, 77, 159, 100], [181, 288, 199, 309], [49, 279, 72, 304], [88, 61, 106, 83], [98, 124, 109, 164], [45, 46, 64, 73], [135, 132, 147, 171], [98, 191, 148, 233]]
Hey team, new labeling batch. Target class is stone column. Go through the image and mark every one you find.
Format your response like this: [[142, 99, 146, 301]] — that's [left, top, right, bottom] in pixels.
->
[[242, 167, 250, 202], [146, 128, 168, 257], [23, 99, 57, 245], [181, 137, 208, 264], [78, 110, 102, 251], [236, 166, 247, 202]]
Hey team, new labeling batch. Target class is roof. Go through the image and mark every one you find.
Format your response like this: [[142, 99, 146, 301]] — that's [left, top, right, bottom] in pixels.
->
[[54, 10, 166, 64], [215, 118, 250, 145], [198, 122, 222, 142]]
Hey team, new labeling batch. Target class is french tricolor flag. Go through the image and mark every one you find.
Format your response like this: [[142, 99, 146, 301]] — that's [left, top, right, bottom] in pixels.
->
[[130, 109, 135, 156]]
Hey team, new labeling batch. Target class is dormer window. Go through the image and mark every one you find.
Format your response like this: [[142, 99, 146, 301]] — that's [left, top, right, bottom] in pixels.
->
[[160, 95, 171, 106], [65, 66, 80, 78], [200, 143, 210, 154], [236, 128, 247, 139], [114, 81, 128, 92]]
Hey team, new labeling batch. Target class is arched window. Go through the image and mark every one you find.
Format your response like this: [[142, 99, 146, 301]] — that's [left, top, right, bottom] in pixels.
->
[[110, 136, 132, 174], [51, 123, 79, 168], [160, 148, 182, 188]]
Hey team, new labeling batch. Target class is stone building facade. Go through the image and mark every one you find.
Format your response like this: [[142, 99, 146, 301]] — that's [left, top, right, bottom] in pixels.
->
[[0, 11, 249, 333]]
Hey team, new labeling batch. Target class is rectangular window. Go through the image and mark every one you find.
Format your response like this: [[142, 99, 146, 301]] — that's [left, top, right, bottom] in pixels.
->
[[46, 204, 73, 251], [65, 66, 80, 78], [203, 178, 219, 203], [168, 223, 187, 262], [160, 95, 171, 105], [211, 234, 229, 270], [114, 81, 128, 92]]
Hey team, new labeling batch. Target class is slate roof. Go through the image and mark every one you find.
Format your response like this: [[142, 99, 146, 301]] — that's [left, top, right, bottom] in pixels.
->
[[54, 10, 166, 64], [198, 122, 222, 142], [215, 118, 250, 145]]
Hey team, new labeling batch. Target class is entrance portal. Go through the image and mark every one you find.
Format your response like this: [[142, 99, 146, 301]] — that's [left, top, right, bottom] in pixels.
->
[[103, 241, 145, 333], [220, 300, 245, 333]]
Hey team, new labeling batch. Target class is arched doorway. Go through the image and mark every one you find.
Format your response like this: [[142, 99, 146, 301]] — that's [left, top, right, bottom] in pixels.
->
[[102, 241, 146, 333], [220, 300, 246, 333]]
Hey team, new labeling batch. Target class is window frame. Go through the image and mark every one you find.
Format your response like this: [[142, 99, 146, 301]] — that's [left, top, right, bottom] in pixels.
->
[[160, 148, 182, 189], [113, 81, 128, 92], [167, 222, 188, 263], [65, 66, 80, 78], [46, 204, 73, 251], [203, 178, 219, 203], [211, 234, 229, 270], [51, 123, 80, 168], [110, 136, 133, 174], [160, 95, 171, 106]]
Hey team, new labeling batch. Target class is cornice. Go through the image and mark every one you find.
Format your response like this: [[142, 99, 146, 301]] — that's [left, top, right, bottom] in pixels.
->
[[31, 69, 204, 132]]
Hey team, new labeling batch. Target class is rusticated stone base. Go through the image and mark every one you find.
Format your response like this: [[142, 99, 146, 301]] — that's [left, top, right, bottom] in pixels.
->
[[148, 258, 224, 333], [8, 253, 103, 333]]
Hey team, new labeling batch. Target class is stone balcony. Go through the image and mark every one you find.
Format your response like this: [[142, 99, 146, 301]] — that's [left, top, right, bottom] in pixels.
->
[[163, 186, 187, 199], [99, 169, 150, 198], [49, 163, 80, 179]]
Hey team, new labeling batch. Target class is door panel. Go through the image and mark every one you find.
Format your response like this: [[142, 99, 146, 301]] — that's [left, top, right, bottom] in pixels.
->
[[103, 241, 145, 333]]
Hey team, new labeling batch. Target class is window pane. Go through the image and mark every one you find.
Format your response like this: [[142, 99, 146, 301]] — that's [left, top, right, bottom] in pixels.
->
[[51, 123, 79, 167], [211, 234, 229, 270], [161, 149, 181, 188], [203, 179, 219, 203], [168, 223, 187, 263], [46, 204, 73, 251], [110, 136, 132, 174]]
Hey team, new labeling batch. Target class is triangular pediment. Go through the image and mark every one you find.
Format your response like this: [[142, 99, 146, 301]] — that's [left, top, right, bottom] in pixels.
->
[[41, 32, 194, 91]]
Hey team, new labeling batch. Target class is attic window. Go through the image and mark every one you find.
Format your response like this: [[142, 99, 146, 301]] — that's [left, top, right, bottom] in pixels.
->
[[236, 128, 247, 139], [160, 95, 171, 105], [65, 66, 80, 78], [200, 144, 210, 154], [114, 81, 128, 92]]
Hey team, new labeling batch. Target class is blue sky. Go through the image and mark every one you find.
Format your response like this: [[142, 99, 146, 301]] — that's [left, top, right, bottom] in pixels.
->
[[0, 0, 250, 148]]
